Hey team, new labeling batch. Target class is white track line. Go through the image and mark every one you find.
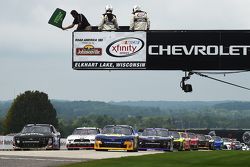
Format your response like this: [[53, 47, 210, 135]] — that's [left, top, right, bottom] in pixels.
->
[[0, 156, 82, 162]]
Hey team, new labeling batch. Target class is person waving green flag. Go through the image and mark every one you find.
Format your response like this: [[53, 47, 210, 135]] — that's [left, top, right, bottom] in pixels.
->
[[48, 8, 66, 29]]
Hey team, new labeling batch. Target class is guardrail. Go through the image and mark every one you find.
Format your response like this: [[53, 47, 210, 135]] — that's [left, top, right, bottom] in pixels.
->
[[0, 136, 67, 150], [0, 136, 13, 150]]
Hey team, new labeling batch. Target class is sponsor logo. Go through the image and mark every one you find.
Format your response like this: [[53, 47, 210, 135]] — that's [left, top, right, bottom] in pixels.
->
[[106, 37, 144, 57], [148, 45, 250, 56], [76, 45, 102, 56]]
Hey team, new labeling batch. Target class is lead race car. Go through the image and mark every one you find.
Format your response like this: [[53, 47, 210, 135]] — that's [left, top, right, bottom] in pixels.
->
[[138, 128, 173, 151], [94, 125, 139, 152], [13, 124, 61, 150], [66, 127, 100, 150]]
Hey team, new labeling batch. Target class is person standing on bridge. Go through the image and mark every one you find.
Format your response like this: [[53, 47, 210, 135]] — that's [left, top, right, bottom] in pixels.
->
[[62, 10, 92, 31], [98, 5, 119, 31], [130, 5, 150, 31]]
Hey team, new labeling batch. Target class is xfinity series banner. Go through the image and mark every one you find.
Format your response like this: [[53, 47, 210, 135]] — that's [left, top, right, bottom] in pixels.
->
[[73, 32, 146, 69], [73, 30, 250, 70]]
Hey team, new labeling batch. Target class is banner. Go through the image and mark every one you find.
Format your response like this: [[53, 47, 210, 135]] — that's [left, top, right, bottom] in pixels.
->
[[48, 8, 66, 29], [73, 32, 147, 69], [72, 30, 250, 70], [147, 31, 250, 70]]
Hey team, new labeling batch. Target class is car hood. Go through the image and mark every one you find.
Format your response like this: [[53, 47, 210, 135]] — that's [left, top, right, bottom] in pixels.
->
[[67, 135, 95, 140], [214, 140, 223, 143], [96, 134, 135, 140], [139, 136, 172, 140], [14, 132, 52, 138]]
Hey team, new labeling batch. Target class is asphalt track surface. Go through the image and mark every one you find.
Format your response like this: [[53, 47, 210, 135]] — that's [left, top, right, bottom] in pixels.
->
[[0, 150, 163, 167]]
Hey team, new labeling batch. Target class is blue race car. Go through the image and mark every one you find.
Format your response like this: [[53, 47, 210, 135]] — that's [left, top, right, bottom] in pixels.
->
[[94, 125, 139, 152], [211, 136, 223, 150], [139, 128, 173, 151]]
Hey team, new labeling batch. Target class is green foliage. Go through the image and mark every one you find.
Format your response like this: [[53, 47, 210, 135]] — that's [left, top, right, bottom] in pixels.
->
[[0, 118, 3, 135], [1, 100, 250, 136], [58, 115, 173, 138], [4, 90, 58, 134], [52, 100, 164, 119]]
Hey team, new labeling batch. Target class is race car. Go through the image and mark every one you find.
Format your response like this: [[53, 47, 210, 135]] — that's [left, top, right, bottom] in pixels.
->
[[138, 128, 173, 151], [211, 136, 223, 150], [188, 132, 199, 150], [231, 141, 242, 150], [66, 127, 100, 150], [222, 138, 233, 150], [197, 134, 210, 149], [94, 125, 139, 152], [13, 124, 61, 150], [205, 135, 214, 149], [169, 131, 190, 151]]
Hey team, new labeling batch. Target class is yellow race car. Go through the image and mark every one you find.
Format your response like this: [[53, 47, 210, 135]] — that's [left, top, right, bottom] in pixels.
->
[[94, 125, 139, 152], [169, 131, 190, 151]]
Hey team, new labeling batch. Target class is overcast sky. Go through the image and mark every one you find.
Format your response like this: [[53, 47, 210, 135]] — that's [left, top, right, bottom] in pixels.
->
[[0, 0, 250, 102]]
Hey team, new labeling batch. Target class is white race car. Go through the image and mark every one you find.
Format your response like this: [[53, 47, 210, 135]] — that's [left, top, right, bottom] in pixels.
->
[[66, 127, 100, 150], [241, 143, 250, 151]]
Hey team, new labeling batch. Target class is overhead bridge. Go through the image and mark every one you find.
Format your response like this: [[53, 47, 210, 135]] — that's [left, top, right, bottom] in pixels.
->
[[72, 27, 250, 70]]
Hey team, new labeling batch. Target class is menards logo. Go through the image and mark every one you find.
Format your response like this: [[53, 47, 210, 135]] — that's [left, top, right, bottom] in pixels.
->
[[76, 45, 102, 56]]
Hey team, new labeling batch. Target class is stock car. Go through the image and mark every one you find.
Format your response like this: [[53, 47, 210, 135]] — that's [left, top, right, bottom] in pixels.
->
[[13, 124, 61, 150], [188, 132, 199, 150], [169, 131, 190, 151], [205, 135, 214, 149], [211, 136, 224, 150], [222, 138, 233, 150], [231, 141, 242, 150], [94, 125, 139, 152], [66, 127, 100, 150], [197, 134, 210, 149], [138, 128, 173, 151]]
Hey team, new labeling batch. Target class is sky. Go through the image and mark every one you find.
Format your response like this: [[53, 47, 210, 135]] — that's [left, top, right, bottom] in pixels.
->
[[0, 0, 250, 102]]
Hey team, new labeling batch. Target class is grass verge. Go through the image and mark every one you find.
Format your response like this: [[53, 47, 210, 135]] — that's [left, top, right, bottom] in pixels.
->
[[59, 151, 250, 167]]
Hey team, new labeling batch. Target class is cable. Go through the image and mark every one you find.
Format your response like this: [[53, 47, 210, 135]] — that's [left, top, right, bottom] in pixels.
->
[[192, 70, 249, 75], [193, 72, 250, 91]]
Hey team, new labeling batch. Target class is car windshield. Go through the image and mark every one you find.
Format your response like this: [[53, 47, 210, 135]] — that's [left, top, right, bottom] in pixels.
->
[[102, 126, 133, 135], [169, 131, 180, 139], [180, 133, 187, 138], [235, 141, 240, 145], [205, 135, 212, 140], [21, 126, 51, 134], [156, 129, 170, 137], [188, 133, 196, 139], [223, 138, 231, 142], [197, 134, 205, 140], [212, 136, 222, 141], [72, 129, 99, 135], [142, 129, 157, 136]]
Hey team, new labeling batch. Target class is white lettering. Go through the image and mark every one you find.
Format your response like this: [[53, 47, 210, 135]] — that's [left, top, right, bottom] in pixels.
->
[[148, 45, 250, 56]]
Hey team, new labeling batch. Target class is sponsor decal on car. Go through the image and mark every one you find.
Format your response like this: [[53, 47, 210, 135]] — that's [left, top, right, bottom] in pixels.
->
[[106, 37, 144, 57], [76, 45, 102, 56]]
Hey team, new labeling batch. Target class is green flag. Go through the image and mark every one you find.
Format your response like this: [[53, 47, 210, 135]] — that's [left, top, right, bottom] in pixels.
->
[[48, 8, 66, 29]]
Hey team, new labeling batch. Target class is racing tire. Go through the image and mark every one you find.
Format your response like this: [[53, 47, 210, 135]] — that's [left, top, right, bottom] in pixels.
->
[[95, 149, 108, 151]]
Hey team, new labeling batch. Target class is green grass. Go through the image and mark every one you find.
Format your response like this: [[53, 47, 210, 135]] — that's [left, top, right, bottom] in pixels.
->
[[59, 151, 250, 167]]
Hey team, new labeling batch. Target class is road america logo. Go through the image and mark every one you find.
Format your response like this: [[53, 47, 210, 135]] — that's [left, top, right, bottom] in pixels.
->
[[106, 37, 145, 57], [76, 45, 102, 56]]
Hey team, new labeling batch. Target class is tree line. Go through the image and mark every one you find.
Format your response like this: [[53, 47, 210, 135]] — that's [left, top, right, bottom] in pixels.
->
[[1, 90, 250, 137]]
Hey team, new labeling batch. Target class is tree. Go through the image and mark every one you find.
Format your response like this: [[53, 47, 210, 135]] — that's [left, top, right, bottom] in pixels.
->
[[4, 90, 58, 134], [0, 118, 4, 135]]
